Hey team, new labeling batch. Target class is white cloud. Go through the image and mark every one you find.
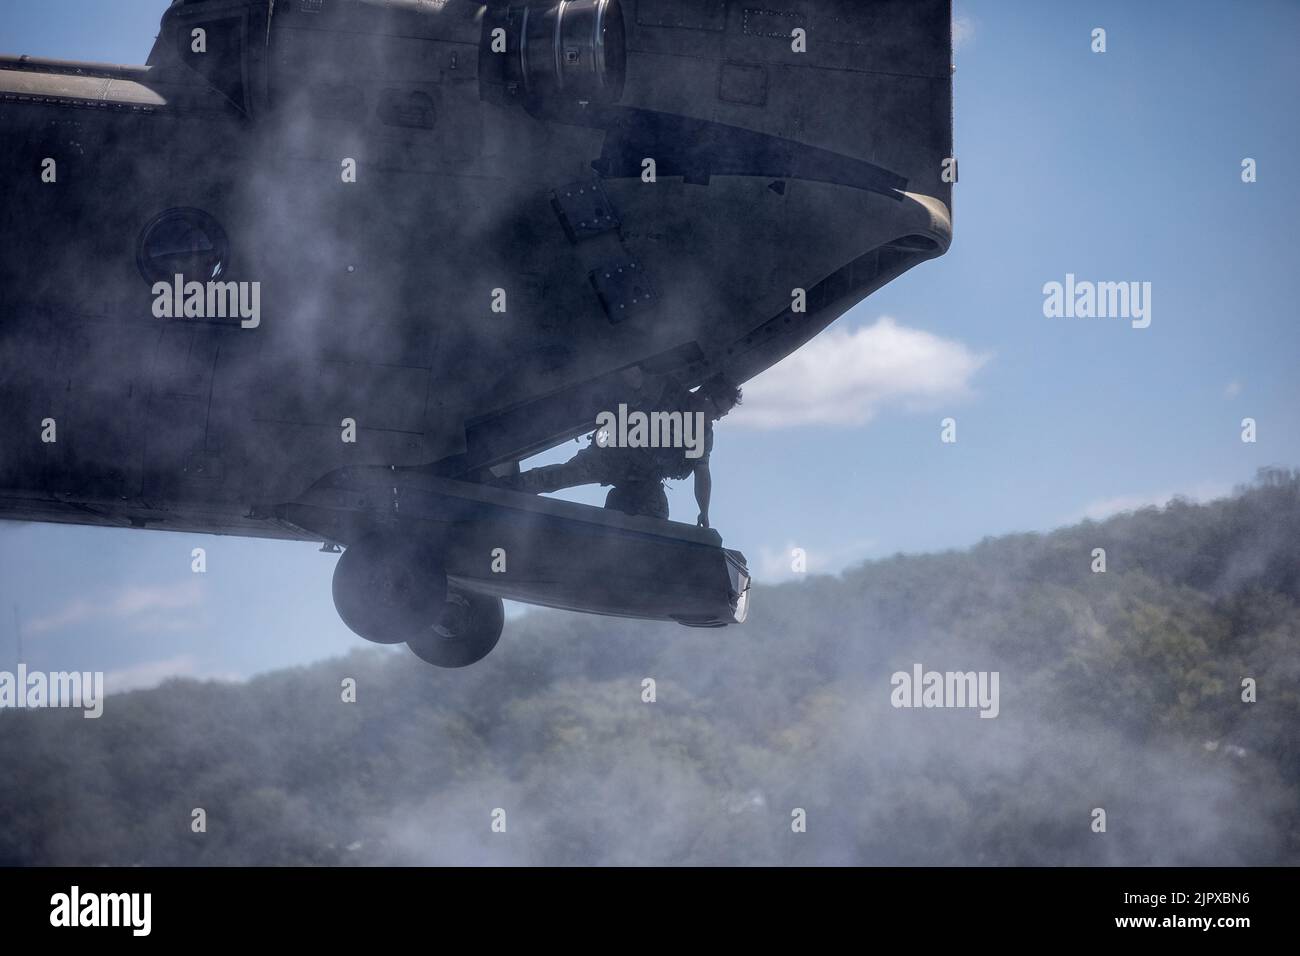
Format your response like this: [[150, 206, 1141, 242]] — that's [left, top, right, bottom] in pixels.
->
[[753, 538, 879, 582], [103, 655, 200, 694], [103, 654, 242, 694], [729, 317, 990, 430], [1074, 481, 1233, 523], [26, 580, 204, 637], [953, 12, 976, 50], [1223, 382, 1242, 399]]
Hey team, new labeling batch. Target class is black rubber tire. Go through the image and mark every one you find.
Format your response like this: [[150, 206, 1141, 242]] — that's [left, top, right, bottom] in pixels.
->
[[406, 589, 505, 668], [332, 535, 447, 645]]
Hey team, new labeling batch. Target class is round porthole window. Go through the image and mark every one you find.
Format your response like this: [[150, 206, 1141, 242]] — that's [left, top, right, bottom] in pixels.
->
[[136, 208, 229, 284]]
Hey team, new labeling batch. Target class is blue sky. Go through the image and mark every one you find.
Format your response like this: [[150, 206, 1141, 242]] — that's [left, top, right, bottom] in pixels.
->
[[1, 0, 1297, 687]]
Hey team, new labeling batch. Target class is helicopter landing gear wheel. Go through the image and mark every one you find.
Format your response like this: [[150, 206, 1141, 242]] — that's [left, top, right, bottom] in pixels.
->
[[406, 588, 505, 668], [331, 535, 448, 645]]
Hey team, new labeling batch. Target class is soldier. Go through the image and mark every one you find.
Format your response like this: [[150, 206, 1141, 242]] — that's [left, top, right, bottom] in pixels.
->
[[499, 376, 742, 526]]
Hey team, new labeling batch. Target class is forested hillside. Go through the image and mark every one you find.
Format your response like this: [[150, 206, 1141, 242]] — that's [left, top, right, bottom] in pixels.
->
[[2, 469, 1297, 865]]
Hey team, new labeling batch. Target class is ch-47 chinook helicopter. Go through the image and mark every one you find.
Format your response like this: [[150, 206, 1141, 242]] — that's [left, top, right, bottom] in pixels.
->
[[0, 0, 952, 666]]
